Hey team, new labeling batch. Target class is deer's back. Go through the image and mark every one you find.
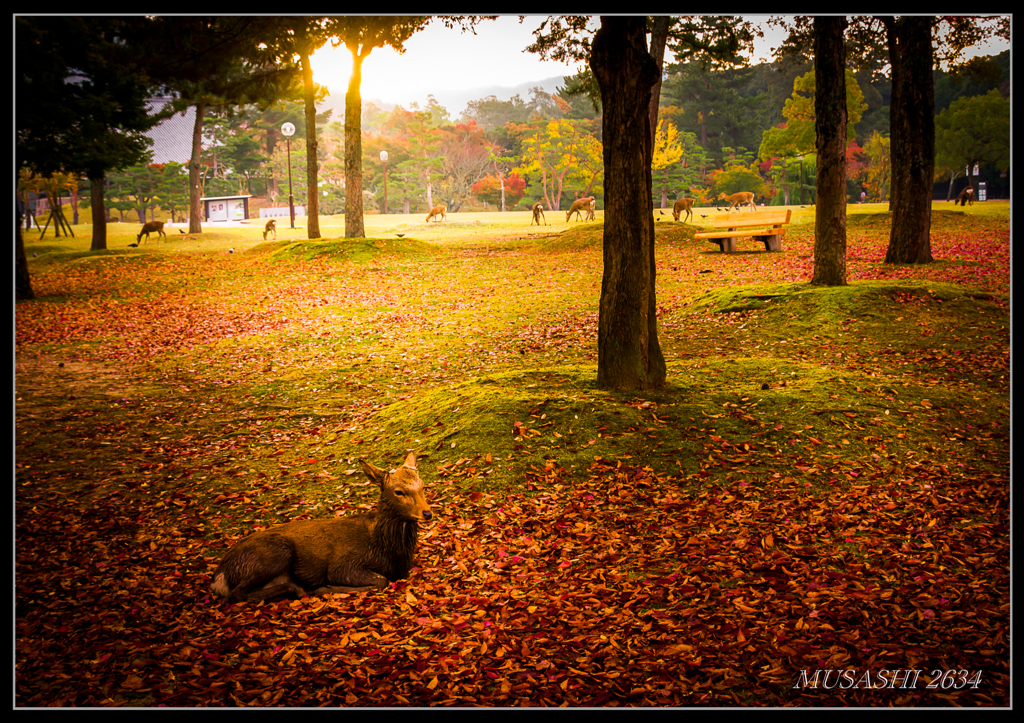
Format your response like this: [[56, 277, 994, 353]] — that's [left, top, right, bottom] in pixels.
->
[[258, 515, 374, 587]]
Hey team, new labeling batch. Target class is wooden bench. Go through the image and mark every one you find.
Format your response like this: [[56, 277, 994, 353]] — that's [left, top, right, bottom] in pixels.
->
[[694, 208, 791, 253]]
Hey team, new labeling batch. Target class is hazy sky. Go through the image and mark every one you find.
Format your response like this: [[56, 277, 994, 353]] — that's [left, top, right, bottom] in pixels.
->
[[310, 16, 586, 108], [310, 15, 1010, 110]]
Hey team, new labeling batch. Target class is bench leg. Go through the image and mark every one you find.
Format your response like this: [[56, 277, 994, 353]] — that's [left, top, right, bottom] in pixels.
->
[[720, 237, 737, 253], [759, 234, 783, 252]]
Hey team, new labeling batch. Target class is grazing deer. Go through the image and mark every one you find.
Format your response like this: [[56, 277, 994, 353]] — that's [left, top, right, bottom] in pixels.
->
[[717, 191, 756, 212], [531, 202, 546, 226], [672, 198, 694, 223], [426, 205, 447, 223], [209, 452, 432, 603], [263, 219, 277, 240], [566, 196, 595, 222], [137, 221, 166, 244], [954, 185, 974, 207]]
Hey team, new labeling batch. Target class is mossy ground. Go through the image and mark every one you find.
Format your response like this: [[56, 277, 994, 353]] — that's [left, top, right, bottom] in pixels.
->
[[18, 203, 1009, 523]]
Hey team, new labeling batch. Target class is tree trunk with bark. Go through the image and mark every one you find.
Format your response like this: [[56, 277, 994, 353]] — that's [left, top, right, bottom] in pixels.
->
[[188, 101, 206, 234], [811, 16, 848, 286], [883, 16, 935, 264], [591, 16, 666, 391], [300, 48, 321, 239], [344, 50, 366, 239], [89, 176, 107, 251]]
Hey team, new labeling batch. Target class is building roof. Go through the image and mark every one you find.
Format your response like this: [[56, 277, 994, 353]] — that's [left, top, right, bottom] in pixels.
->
[[144, 98, 197, 164]]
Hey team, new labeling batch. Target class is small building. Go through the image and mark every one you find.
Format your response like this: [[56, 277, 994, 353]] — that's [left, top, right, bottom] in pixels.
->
[[201, 195, 252, 222]]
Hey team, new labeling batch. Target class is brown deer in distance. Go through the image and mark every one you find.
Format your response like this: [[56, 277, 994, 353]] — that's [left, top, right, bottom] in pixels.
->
[[566, 196, 595, 222], [718, 191, 756, 212], [137, 221, 166, 244], [954, 185, 974, 206], [531, 202, 546, 225], [263, 219, 277, 239], [426, 205, 447, 223], [209, 452, 432, 603], [672, 198, 694, 223]]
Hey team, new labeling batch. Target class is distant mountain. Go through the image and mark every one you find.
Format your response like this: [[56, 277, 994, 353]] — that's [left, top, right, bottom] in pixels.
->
[[318, 74, 569, 122], [416, 75, 569, 117]]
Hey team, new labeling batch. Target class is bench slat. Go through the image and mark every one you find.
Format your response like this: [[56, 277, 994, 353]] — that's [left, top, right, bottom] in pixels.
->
[[693, 208, 791, 253]]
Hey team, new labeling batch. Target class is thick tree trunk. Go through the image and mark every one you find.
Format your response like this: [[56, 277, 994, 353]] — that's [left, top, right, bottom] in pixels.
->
[[591, 16, 666, 391], [884, 16, 935, 264], [811, 16, 848, 286], [188, 101, 205, 234], [344, 49, 365, 239], [300, 48, 321, 239], [89, 176, 107, 251]]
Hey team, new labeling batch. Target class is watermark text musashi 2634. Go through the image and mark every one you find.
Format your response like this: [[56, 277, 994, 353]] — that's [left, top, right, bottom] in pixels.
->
[[793, 669, 983, 690]]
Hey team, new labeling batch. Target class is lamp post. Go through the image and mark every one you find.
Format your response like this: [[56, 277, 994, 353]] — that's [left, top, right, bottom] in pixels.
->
[[379, 150, 389, 215], [281, 122, 296, 228]]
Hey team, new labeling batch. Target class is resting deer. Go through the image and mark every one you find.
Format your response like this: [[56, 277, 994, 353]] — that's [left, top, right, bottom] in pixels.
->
[[531, 202, 546, 226], [210, 452, 432, 603], [672, 198, 694, 223], [137, 221, 166, 244], [954, 185, 974, 207], [718, 191, 756, 212], [263, 219, 277, 239], [426, 205, 447, 223], [566, 196, 595, 222]]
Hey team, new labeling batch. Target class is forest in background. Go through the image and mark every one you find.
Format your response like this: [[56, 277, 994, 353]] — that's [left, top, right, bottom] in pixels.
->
[[21, 48, 1010, 227]]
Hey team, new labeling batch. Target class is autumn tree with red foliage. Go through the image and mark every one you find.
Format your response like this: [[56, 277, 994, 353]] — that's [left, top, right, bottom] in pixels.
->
[[471, 172, 527, 209]]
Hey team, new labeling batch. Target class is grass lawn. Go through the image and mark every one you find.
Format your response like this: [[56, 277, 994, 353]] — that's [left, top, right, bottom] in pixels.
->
[[15, 201, 1009, 707]]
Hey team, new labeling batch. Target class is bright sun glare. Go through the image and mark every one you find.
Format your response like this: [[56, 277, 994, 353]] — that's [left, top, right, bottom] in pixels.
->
[[309, 42, 452, 107]]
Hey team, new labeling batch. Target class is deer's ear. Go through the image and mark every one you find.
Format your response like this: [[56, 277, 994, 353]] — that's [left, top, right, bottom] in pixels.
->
[[402, 451, 417, 470], [360, 459, 386, 487]]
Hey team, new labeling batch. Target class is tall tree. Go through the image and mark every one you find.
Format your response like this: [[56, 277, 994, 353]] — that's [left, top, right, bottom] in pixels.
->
[[274, 18, 334, 239], [591, 16, 665, 390], [847, 15, 1007, 262], [142, 16, 303, 234], [880, 16, 934, 264], [529, 14, 757, 390], [16, 16, 169, 297], [811, 16, 848, 287], [332, 17, 431, 238]]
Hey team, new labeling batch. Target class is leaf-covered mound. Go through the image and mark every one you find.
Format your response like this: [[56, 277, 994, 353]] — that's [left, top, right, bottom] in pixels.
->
[[253, 236, 440, 264]]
